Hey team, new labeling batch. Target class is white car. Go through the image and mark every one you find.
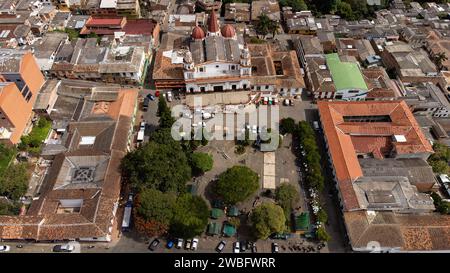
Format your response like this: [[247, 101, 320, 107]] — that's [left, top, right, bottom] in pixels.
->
[[176, 238, 183, 249], [233, 242, 240, 253], [0, 245, 10, 252], [251, 125, 257, 134], [167, 91, 173, 102], [53, 244, 75, 252], [139, 121, 146, 130], [284, 99, 290, 106], [191, 238, 199, 251]]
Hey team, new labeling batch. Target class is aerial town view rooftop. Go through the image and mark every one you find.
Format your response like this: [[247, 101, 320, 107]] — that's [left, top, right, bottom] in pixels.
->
[[0, 0, 449, 261]]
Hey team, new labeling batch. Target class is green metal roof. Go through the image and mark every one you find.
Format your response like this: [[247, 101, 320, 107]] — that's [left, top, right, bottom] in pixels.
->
[[295, 212, 310, 231], [223, 224, 236, 237], [211, 208, 223, 219], [325, 53, 368, 91], [208, 222, 221, 235], [227, 206, 239, 217]]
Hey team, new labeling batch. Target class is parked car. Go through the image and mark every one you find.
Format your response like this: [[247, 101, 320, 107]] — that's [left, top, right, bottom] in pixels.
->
[[289, 100, 294, 106], [167, 91, 173, 102], [0, 245, 10, 252], [283, 99, 290, 106], [53, 244, 75, 253], [272, 243, 279, 253], [216, 241, 226, 253], [313, 121, 320, 130], [142, 97, 149, 111], [146, 94, 155, 101], [233, 242, 240, 253], [251, 242, 257, 253], [176, 238, 183, 249], [240, 241, 247, 252], [191, 238, 199, 251], [251, 125, 257, 134], [167, 240, 174, 249], [185, 239, 192, 250], [148, 239, 160, 251]]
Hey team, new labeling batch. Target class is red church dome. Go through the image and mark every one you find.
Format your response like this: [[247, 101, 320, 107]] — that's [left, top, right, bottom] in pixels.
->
[[221, 24, 236, 38], [191, 26, 205, 40], [208, 11, 219, 33]]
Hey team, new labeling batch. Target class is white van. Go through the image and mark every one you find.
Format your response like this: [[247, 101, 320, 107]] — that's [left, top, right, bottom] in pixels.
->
[[313, 121, 320, 130]]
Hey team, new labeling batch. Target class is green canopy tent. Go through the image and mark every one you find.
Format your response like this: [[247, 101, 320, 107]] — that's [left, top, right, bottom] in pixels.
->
[[294, 212, 310, 234], [222, 223, 236, 237], [227, 206, 239, 217], [207, 222, 221, 235], [211, 208, 224, 219]]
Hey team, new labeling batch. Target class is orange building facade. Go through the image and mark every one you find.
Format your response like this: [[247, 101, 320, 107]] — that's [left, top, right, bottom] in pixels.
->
[[0, 51, 45, 145]]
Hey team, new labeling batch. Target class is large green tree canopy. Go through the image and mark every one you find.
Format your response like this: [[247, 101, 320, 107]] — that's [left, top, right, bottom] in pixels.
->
[[191, 152, 214, 175], [121, 140, 192, 193], [170, 194, 209, 238], [251, 203, 286, 239], [0, 163, 29, 200], [215, 165, 259, 205]]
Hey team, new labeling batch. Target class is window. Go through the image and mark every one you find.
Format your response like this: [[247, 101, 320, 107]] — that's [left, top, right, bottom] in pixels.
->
[[216, 65, 219, 68], [348, 90, 359, 94], [257, 86, 261, 91], [232, 85, 237, 90], [243, 84, 247, 89], [26, 93, 32, 102], [231, 65, 235, 70], [200, 87, 205, 92], [189, 88, 194, 92], [265, 85, 269, 89], [199, 67, 204, 72]]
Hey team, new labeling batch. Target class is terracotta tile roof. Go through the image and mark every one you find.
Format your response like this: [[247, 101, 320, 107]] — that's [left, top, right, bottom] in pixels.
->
[[344, 211, 450, 251], [0, 89, 138, 241], [318, 100, 433, 211]]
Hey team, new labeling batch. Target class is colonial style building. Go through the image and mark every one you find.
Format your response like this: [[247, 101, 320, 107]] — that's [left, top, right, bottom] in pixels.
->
[[183, 11, 252, 93]]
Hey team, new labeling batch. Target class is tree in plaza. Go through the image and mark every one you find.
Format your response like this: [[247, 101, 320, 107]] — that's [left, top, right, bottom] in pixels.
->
[[279, 118, 297, 135], [133, 189, 177, 237], [317, 208, 328, 224], [120, 141, 191, 193], [215, 165, 259, 205], [157, 95, 175, 129], [316, 226, 331, 242], [275, 183, 300, 216], [170, 194, 209, 238], [191, 152, 214, 175], [0, 163, 29, 200], [157, 95, 170, 117], [251, 203, 286, 239], [306, 170, 325, 192]]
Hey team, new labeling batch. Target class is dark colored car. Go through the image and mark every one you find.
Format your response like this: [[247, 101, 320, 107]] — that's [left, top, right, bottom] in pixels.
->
[[216, 240, 226, 253], [240, 241, 247, 252], [251, 242, 257, 253], [167, 240, 174, 249], [146, 94, 155, 101], [272, 243, 279, 253], [142, 97, 149, 111], [148, 239, 160, 251]]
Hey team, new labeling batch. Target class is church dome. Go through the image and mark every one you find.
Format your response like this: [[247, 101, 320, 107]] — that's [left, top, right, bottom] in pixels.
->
[[191, 26, 205, 40], [221, 24, 236, 38]]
